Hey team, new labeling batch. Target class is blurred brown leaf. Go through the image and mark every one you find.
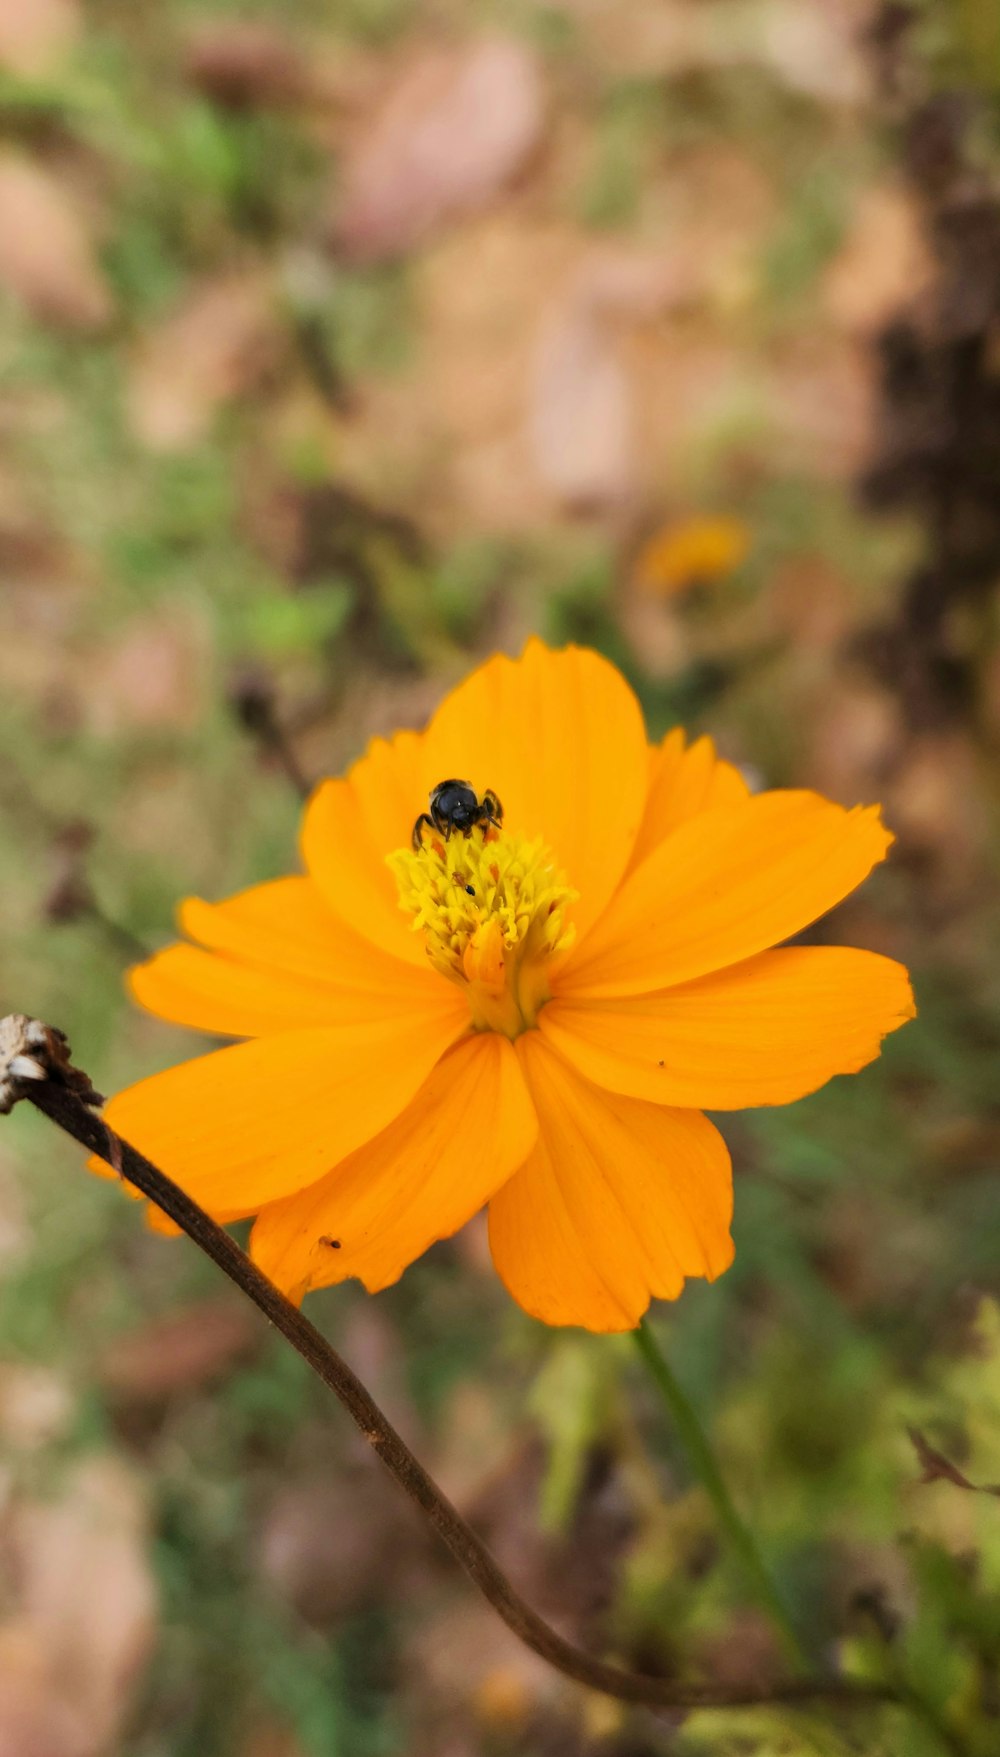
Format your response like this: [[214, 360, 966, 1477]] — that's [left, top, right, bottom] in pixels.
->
[[364, 213, 580, 533], [365, 219, 723, 533], [908, 1427, 1000, 1496], [0, 1456, 157, 1757], [529, 252, 689, 510], [529, 306, 632, 509], [99, 1299, 258, 1403], [334, 37, 545, 262], [259, 1469, 425, 1624], [0, 0, 78, 77], [127, 273, 281, 450], [0, 1637, 84, 1757], [748, 0, 868, 104], [184, 20, 309, 109], [0, 154, 112, 330], [562, 0, 866, 99], [825, 184, 932, 334]]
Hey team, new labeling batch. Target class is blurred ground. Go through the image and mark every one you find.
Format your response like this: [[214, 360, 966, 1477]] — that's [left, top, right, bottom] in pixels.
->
[[2, 0, 1000, 1753]]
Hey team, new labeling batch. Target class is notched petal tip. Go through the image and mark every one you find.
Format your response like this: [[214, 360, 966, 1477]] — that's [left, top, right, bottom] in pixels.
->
[[545, 945, 915, 1112], [563, 787, 904, 1000], [488, 1035, 734, 1333], [250, 1033, 536, 1301]]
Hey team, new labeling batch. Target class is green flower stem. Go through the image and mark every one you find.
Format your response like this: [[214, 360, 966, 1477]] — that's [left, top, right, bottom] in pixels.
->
[[633, 1318, 810, 1674]]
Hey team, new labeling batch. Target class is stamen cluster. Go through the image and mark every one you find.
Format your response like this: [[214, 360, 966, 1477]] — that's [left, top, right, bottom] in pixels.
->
[[388, 827, 576, 1035]]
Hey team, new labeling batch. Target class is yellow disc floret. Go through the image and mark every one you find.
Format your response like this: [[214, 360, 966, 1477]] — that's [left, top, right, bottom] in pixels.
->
[[388, 826, 577, 1036]]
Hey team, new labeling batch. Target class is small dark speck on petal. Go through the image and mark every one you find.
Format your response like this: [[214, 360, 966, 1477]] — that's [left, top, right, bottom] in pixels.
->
[[320, 1236, 342, 1249]]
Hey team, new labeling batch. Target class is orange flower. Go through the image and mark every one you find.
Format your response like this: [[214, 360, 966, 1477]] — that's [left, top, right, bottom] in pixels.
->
[[94, 642, 914, 1332], [634, 515, 751, 597]]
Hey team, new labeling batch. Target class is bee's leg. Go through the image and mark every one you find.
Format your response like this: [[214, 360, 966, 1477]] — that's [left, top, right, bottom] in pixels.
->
[[412, 813, 435, 851]]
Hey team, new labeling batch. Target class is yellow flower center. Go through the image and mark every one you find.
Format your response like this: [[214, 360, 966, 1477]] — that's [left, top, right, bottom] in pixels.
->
[[388, 826, 577, 1036]]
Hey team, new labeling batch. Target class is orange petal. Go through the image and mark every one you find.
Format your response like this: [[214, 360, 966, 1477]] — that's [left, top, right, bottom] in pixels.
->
[[179, 875, 415, 984], [301, 730, 427, 963], [131, 942, 387, 1038], [487, 1033, 733, 1332], [562, 790, 894, 999], [145, 1204, 182, 1236], [541, 946, 915, 1109], [628, 729, 749, 876], [90, 1003, 468, 1215], [250, 1032, 536, 1301], [420, 641, 648, 944], [131, 876, 445, 1037]]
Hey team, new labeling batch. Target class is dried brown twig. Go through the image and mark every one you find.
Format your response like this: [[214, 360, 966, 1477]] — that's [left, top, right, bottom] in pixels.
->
[[1, 1016, 897, 1721]]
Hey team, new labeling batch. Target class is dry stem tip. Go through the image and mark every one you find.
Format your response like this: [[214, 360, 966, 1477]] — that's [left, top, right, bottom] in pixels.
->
[[0, 1015, 104, 1115]]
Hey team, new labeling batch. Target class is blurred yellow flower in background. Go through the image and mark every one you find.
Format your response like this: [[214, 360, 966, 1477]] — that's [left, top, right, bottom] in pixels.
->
[[93, 641, 914, 1331], [634, 515, 751, 598]]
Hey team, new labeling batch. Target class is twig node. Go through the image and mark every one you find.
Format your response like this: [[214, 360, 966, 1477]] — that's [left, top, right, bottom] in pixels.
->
[[0, 1015, 104, 1115]]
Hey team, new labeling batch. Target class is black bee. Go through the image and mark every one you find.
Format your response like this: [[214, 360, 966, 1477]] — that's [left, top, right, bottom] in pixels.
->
[[412, 779, 503, 851]]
